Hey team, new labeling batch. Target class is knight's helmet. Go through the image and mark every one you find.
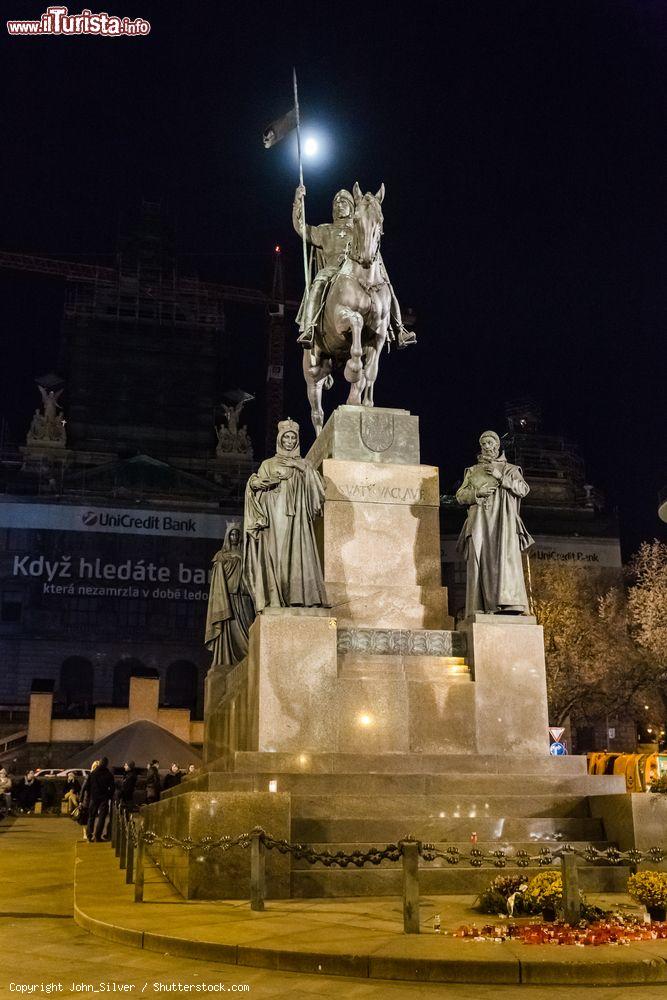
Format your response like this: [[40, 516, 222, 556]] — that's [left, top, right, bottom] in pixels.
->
[[332, 189, 354, 219], [276, 417, 300, 457]]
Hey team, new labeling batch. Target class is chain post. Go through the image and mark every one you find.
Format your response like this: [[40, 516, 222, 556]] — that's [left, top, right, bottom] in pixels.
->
[[250, 828, 266, 912], [133, 814, 145, 902], [111, 800, 119, 854], [561, 851, 581, 925], [125, 816, 135, 884], [400, 839, 421, 934], [119, 809, 127, 869]]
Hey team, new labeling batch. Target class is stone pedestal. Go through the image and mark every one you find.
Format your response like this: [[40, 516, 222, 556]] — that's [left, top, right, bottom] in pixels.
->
[[306, 404, 420, 468], [144, 791, 291, 899], [461, 614, 550, 755], [169, 405, 578, 903], [307, 412, 452, 630], [250, 612, 339, 752], [205, 611, 339, 762]]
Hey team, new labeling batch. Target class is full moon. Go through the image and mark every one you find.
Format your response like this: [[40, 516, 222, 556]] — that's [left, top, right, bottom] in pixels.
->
[[303, 137, 319, 157]]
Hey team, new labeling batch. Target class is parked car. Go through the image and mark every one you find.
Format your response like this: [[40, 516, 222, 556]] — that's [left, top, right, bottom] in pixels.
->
[[56, 768, 91, 779]]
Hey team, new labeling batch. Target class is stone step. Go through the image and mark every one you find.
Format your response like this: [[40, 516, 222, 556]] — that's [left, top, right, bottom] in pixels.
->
[[337, 653, 471, 680], [204, 771, 623, 796], [231, 752, 589, 776], [289, 864, 632, 897], [292, 816, 606, 843], [289, 841, 612, 869], [290, 793, 594, 820]]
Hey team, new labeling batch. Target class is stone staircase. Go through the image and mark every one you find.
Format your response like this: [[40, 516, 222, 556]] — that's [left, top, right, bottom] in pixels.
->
[[196, 751, 630, 897]]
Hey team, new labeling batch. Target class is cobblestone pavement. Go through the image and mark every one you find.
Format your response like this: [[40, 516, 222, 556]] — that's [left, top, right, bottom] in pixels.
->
[[0, 816, 649, 1000]]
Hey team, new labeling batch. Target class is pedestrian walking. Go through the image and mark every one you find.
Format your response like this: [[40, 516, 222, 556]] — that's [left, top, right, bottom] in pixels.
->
[[145, 759, 161, 804], [85, 756, 115, 842], [117, 760, 137, 813]]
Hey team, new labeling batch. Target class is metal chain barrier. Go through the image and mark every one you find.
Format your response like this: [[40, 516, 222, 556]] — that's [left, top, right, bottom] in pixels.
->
[[130, 828, 667, 869], [422, 844, 667, 867], [105, 811, 667, 929]]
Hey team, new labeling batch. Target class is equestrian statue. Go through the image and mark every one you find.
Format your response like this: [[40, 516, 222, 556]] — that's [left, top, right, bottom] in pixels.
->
[[293, 182, 416, 435]]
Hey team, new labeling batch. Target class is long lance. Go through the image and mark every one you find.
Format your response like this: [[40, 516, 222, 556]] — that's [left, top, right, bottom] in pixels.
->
[[292, 68, 310, 296]]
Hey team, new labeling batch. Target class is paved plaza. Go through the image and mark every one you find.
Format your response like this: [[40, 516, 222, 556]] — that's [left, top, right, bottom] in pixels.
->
[[1, 816, 665, 999]]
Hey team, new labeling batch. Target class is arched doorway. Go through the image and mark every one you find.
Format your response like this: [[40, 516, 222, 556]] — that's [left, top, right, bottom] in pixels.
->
[[60, 656, 93, 715], [165, 660, 198, 714], [112, 658, 157, 706]]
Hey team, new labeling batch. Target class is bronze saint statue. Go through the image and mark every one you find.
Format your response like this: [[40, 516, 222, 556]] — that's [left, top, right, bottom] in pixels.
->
[[27, 384, 66, 446], [205, 523, 255, 666], [243, 418, 327, 611], [215, 400, 253, 456], [456, 430, 534, 617], [293, 183, 416, 435]]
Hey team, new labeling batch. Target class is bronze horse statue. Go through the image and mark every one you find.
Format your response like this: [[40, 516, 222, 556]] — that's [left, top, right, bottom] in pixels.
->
[[303, 182, 392, 435]]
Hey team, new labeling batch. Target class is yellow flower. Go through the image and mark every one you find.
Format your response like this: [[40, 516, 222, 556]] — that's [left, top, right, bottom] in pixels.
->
[[524, 872, 563, 910], [627, 872, 667, 908]]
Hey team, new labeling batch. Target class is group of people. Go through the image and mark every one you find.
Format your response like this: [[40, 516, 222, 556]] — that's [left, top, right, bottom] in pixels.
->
[[77, 759, 198, 840], [0, 767, 43, 814], [0, 759, 198, 841]]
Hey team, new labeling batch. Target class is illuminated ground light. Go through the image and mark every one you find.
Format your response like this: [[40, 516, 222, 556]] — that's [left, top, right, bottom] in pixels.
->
[[358, 713, 374, 727]]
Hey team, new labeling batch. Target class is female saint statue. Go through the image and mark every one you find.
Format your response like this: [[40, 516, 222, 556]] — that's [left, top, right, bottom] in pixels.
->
[[243, 418, 327, 611], [205, 523, 255, 666]]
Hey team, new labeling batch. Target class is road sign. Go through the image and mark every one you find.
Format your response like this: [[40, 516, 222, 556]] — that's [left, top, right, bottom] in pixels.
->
[[550, 741, 567, 756], [549, 727, 565, 742]]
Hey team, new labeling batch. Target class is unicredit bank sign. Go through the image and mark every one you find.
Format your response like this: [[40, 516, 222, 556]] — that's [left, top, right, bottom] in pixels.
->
[[0, 502, 229, 539]]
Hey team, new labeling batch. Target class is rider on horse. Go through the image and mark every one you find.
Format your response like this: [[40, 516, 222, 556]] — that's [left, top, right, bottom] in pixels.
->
[[292, 184, 416, 353]]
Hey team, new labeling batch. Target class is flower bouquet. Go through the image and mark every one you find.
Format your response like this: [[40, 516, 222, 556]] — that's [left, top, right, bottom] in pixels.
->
[[476, 874, 529, 915], [627, 871, 667, 921], [523, 871, 564, 920]]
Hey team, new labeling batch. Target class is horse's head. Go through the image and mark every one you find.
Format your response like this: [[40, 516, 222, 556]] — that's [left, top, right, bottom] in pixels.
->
[[350, 182, 385, 267]]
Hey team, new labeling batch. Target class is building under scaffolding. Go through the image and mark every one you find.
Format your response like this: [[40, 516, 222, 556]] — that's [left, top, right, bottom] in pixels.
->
[[0, 204, 262, 721], [60, 202, 226, 468]]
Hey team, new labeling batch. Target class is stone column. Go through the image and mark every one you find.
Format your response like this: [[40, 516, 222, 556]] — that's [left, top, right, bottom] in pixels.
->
[[27, 689, 54, 743], [128, 676, 159, 722]]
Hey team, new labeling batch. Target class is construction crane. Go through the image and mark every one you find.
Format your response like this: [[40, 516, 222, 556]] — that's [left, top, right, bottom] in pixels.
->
[[0, 249, 275, 306], [0, 245, 297, 449]]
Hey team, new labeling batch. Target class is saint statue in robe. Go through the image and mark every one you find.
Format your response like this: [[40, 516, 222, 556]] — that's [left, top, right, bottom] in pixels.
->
[[243, 418, 328, 611], [456, 430, 534, 617], [205, 523, 255, 666]]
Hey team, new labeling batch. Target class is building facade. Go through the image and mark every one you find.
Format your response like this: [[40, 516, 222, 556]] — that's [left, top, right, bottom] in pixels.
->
[[0, 493, 235, 718]]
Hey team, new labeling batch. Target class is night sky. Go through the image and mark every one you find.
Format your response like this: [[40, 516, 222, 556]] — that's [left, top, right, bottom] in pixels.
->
[[1, 1, 665, 557]]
